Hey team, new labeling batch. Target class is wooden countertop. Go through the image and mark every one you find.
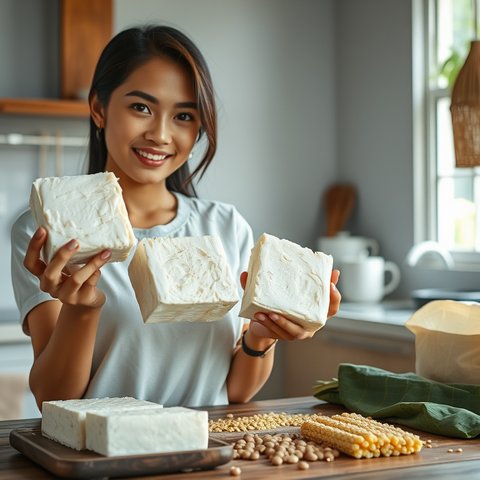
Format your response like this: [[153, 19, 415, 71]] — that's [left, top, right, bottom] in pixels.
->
[[2, 396, 480, 479]]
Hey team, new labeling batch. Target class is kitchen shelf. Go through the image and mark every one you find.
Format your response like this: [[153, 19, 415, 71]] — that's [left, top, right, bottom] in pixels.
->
[[0, 98, 89, 118], [0, 1, 111, 120]]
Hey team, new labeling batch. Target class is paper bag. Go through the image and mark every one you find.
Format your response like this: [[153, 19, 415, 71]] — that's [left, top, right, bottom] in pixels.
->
[[405, 300, 480, 384]]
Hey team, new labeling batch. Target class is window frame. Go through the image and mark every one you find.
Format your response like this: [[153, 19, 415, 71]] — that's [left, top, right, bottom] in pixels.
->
[[413, 0, 480, 271]]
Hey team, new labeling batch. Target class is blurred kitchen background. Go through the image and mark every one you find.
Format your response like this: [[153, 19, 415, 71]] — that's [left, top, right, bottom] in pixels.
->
[[2, 0, 480, 419]]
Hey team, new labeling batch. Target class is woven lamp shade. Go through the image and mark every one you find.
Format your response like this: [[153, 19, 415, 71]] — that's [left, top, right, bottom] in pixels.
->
[[450, 40, 480, 167]]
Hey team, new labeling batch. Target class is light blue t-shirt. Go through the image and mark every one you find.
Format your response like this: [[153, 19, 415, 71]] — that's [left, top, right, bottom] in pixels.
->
[[11, 192, 254, 407]]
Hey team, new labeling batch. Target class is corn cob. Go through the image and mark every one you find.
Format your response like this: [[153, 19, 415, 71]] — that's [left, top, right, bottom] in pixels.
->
[[301, 413, 423, 459]]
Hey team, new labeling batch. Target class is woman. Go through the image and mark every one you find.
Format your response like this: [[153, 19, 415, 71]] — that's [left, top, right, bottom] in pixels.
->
[[11, 25, 341, 409]]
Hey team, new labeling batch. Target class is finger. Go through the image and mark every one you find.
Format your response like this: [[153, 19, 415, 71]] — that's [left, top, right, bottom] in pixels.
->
[[240, 271, 248, 290], [253, 312, 298, 341], [23, 227, 48, 277], [41, 239, 80, 291], [266, 313, 314, 340], [60, 271, 101, 297], [327, 282, 342, 318], [64, 250, 111, 293], [331, 268, 340, 285], [85, 269, 101, 287], [65, 264, 82, 275]]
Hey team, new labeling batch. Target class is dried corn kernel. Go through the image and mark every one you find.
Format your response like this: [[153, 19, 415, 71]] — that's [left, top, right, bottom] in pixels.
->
[[300, 413, 423, 459]]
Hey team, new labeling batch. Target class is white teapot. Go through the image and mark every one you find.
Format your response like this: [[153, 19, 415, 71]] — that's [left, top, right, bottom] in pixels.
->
[[317, 231, 379, 265]]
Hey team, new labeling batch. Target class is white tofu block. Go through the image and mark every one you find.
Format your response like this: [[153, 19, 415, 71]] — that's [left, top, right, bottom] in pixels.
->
[[128, 235, 239, 323], [30, 172, 136, 265], [85, 406, 208, 456], [239, 233, 333, 332], [41, 397, 162, 450]]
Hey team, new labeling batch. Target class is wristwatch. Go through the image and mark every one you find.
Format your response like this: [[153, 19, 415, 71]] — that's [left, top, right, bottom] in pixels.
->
[[241, 331, 278, 358]]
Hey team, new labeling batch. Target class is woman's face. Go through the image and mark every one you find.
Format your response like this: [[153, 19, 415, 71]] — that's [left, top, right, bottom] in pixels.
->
[[99, 56, 201, 186]]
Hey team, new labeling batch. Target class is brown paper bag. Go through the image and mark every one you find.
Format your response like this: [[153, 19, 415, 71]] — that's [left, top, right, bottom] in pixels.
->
[[405, 300, 480, 384]]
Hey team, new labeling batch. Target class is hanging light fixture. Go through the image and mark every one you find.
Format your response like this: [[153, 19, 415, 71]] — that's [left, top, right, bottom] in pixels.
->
[[450, 0, 480, 167]]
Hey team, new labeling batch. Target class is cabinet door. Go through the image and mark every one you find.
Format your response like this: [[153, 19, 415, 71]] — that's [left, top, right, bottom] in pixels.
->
[[60, 0, 112, 99], [283, 328, 415, 397]]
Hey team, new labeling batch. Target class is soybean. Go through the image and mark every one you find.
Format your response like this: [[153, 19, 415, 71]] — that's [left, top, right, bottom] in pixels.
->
[[230, 432, 338, 466]]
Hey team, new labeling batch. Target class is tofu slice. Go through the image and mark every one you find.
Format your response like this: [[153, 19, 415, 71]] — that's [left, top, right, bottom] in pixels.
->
[[239, 233, 333, 332], [30, 172, 136, 265], [128, 235, 239, 323], [85, 406, 208, 456], [41, 397, 162, 450]]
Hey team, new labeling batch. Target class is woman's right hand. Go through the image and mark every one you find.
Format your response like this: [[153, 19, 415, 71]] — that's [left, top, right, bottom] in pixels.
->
[[23, 227, 112, 309]]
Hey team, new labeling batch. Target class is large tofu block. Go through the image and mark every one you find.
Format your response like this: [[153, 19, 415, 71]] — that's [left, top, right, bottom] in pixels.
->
[[128, 235, 239, 323], [30, 172, 136, 265], [41, 397, 161, 450], [239, 233, 333, 332], [85, 406, 208, 456]]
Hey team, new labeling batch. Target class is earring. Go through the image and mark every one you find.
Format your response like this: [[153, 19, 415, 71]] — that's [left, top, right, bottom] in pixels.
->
[[95, 126, 103, 142], [188, 151, 194, 160]]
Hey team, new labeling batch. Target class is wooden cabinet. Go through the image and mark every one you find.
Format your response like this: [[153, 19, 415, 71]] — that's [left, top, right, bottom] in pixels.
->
[[283, 319, 415, 397], [59, 0, 112, 101], [0, 0, 112, 117]]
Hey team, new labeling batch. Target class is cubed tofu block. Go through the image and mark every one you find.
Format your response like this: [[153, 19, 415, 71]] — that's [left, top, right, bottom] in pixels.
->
[[41, 397, 162, 450], [239, 233, 333, 332], [128, 235, 239, 323], [30, 172, 136, 265], [85, 406, 208, 456]]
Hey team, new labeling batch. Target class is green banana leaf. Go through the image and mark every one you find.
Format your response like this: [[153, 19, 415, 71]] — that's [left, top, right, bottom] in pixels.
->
[[313, 363, 480, 438]]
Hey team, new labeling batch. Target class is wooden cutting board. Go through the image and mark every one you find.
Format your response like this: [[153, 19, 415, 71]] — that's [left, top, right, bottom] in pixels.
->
[[9, 423, 232, 479]]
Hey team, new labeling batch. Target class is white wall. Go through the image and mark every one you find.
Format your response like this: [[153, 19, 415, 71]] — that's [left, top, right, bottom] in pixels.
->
[[336, 0, 414, 289]]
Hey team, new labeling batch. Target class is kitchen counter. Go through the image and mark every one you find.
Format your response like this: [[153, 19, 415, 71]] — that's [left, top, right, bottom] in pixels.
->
[[2, 396, 480, 479], [283, 301, 417, 396], [339, 299, 415, 324], [335, 300, 416, 341]]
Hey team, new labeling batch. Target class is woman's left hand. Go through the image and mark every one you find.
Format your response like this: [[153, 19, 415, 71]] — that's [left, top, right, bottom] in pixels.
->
[[240, 269, 341, 341]]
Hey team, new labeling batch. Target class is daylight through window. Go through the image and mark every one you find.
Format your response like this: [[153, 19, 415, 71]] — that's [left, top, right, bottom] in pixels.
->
[[427, 0, 480, 252]]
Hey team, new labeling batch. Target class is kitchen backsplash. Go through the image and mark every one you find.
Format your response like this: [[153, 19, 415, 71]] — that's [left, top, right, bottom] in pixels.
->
[[0, 116, 89, 312]]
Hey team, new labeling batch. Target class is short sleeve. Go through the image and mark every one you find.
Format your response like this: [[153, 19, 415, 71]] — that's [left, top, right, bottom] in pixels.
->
[[10, 210, 54, 334]]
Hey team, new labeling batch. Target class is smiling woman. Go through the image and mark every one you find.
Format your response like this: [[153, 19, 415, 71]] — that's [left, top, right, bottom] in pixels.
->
[[90, 56, 202, 202], [86, 26, 215, 196], [9, 24, 341, 411]]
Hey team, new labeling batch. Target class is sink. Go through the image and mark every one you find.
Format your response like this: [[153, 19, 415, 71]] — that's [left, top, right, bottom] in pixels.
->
[[411, 288, 480, 309]]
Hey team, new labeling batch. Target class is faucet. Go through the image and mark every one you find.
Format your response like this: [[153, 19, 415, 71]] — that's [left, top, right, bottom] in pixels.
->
[[405, 241, 455, 269]]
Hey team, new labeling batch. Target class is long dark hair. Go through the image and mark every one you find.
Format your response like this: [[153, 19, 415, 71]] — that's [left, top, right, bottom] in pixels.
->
[[87, 25, 217, 197]]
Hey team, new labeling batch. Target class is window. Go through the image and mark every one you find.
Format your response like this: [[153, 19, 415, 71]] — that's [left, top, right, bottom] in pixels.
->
[[415, 0, 480, 268]]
